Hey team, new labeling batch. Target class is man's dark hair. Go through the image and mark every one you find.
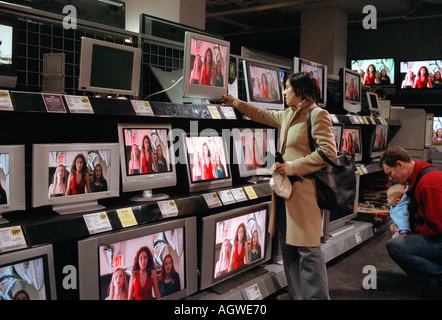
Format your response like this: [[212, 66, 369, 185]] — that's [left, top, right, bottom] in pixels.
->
[[379, 146, 412, 169], [287, 72, 319, 103]]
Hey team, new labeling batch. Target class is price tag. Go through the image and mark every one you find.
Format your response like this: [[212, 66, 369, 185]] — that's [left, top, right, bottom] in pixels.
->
[[217, 190, 236, 205], [244, 284, 263, 300], [244, 186, 258, 199], [202, 192, 222, 208], [369, 116, 376, 125], [0, 226, 27, 254], [354, 232, 362, 244], [220, 106, 237, 119], [329, 114, 339, 123], [157, 200, 179, 217], [131, 100, 155, 116], [207, 105, 222, 119], [0, 90, 14, 111], [83, 212, 112, 235], [64, 95, 94, 114], [117, 207, 137, 228], [231, 188, 248, 202], [356, 166, 364, 175], [42, 93, 67, 113]]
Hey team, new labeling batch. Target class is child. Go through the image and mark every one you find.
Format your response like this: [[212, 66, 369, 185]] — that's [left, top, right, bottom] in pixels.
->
[[387, 183, 411, 237]]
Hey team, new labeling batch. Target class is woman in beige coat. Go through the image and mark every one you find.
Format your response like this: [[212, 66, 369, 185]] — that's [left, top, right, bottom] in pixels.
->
[[222, 72, 336, 299]]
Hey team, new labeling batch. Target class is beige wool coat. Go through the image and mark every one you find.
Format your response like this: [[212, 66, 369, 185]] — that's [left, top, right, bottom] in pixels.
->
[[233, 99, 337, 247]]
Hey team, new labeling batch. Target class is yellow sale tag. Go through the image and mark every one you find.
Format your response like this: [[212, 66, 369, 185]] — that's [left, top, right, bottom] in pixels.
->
[[244, 186, 258, 199], [117, 208, 137, 228]]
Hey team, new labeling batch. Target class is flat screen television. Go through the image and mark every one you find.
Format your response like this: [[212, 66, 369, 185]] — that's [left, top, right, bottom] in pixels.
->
[[340, 68, 362, 114], [78, 216, 198, 300], [0, 244, 57, 300], [433, 116, 442, 141], [369, 124, 389, 160], [117, 123, 176, 201], [0, 14, 18, 88], [32, 143, 120, 215], [182, 132, 232, 193], [0, 145, 25, 222], [399, 59, 442, 89], [293, 57, 328, 107], [182, 31, 230, 102], [243, 58, 284, 110], [350, 58, 395, 85], [232, 128, 276, 178], [332, 124, 343, 152], [200, 202, 272, 291], [341, 126, 362, 163], [78, 37, 142, 96]]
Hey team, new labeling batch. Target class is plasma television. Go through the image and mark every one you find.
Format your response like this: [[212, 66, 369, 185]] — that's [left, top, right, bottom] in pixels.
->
[[399, 59, 442, 89], [78, 37, 142, 96], [341, 126, 363, 163], [232, 127, 276, 178], [0, 145, 26, 222], [340, 68, 362, 114], [200, 202, 272, 291], [0, 244, 57, 300], [350, 58, 395, 85], [78, 216, 198, 300], [117, 123, 176, 201], [243, 58, 284, 110], [293, 57, 328, 107], [183, 31, 230, 101], [32, 143, 120, 215], [182, 132, 232, 193]]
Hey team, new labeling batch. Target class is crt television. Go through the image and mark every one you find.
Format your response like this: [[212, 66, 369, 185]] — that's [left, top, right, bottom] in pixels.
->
[[341, 126, 363, 163], [293, 57, 328, 107], [78, 37, 142, 96], [340, 68, 362, 114], [117, 123, 176, 201], [32, 143, 120, 215], [350, 58, 395, 85], [200, 202, 272, 291], [399, 59, 442, 89], [369, 124, 389, 160], [182, 132, 232, 193], [243, 58, 284, 110], [0, 14, 18, 88], [232, 127, 276, 178], [183, 31, 230, 101], [78, 216, 198, 300], [0, 145, 26, 222], [0, 244, 57, 300]]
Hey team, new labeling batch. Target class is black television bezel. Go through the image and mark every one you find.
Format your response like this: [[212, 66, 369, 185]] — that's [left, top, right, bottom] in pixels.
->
[[0, 14, 18, 80]]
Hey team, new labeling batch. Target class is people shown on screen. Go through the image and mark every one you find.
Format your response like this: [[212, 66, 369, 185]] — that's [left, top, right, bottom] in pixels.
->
[[189, 54, 202, 85], [214, 59, 224, 87], [0, 181, 6, 205], [201, 142, 214, 180], [413, 66, 433, 88], [215, 239, 231, 278], [343, 132, 355, 153], [363, 64, 379, 85], [141, 135, 157, 174], [90, 163, 108, 193], [154, 144, 168, 173], [248, 229, 262, 263], [128, 246, 161, 300], [253, 77, 261, 98], [375, 128, 387, 150], [65, 154, 90, 195], [433, 128, 442, 141], [129, 144, 141, 175], [401, 71, 415, 89], [432, 71, 442, 88], [261, 73, 270, 98], [229, 223, 249, 271], [213, 151, 226, 178], [48, 164, 67, 198], [379, 68, 391, 84], [200, 48, 214, 86], [106, 268, 129, 300], [192, 151, 202, 181], [346, 78, 356, 100], [158, 254, 181, 297]]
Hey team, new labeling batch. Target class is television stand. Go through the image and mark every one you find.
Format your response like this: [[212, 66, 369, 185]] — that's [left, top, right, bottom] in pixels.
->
[[53, 200, 106, 215], [129, 189, 169, 202]]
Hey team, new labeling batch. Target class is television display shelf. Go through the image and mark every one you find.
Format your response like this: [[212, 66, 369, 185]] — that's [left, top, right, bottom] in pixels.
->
[[333, 113, 400, 127]]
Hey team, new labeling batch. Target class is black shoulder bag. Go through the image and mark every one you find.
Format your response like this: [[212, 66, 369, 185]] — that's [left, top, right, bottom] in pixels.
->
[[307, 110, 357, 210]]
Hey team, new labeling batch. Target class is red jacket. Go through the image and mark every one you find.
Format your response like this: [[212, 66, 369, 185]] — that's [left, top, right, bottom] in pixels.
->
[[406, 161, 442, 236]]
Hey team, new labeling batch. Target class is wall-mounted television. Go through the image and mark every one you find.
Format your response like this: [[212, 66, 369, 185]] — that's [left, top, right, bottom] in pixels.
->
[[182, 31, 230, 102], [293, 57, 328, 107], [0, 244, 57, 300], [0, 145, 25, 222], [369, 124, 389, 160], [232, 128, 276, 178], [340, 68, 362, 114], [200, 202, 272, 291], [78, 216, 198, 300], [399, 59, 442, 89], [350, 58, 395, 85], [341, 126, 362, 163], [117, 123, 176, 201], [182, 133, 232, 193], [0, 14, 18, 88], [78, 37, 142, 96], [242, 58, 284, 110], [32, 143, 120, 215]]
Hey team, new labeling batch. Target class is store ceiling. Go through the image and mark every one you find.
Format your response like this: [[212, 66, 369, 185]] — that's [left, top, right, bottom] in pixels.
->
[[205, 0, 442, 56]]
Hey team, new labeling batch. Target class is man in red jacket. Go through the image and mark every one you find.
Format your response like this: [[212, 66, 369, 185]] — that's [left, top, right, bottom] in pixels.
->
[[380, 146, 442, 294]]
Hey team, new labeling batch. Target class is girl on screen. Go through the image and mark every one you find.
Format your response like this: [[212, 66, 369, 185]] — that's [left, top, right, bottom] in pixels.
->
[[105, 268, 128, 300], [158, 254, 181, 297], [401, 71, 415, 88], [154, 143, 168, 173], [192, 151, 202, 181], [213, 151, 226, 178], [229, 223, 249, 271], [200, 48, 214, 86], [189, 54, 202, 85], [413, 66, 433, 88], [48, 164, 67, 198], [128, 144, 141, 175], [432, 71, 442, 88], [379, 68, 391, 84], [201, 142, 214, 180], [128, 246, 161, 300], [261, 73, 269, 98], [248, 229, 262, 263], [346, 78, 355, 100], [363, 64, 379, 85], [214, 59, 224, 87], [141, 135, 157, 174], [90, 163, 108, 193], [215, 239, 231, 278], [65, 154, 90, 195]]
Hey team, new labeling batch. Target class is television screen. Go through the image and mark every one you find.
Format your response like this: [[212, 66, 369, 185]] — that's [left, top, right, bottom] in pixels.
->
[[183, 133, 232, 192], [0, 15, 18, 88], [183, 31, 230, 101], [332, 124, 343, 152], [118, 123, 176, 201], [341, 126, 362, 162], [0, 23, 13, 65], [433, 117, 442, 141], [341, 68, 362, 114], [78, 37, 141, 96], [399, 60, 442, 89], [0, 245, 57, 300], [293, 57, 328, 107], [350, 58, 395, 85], [243, 59, 284, 110], [232, 127, 276, 178]]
